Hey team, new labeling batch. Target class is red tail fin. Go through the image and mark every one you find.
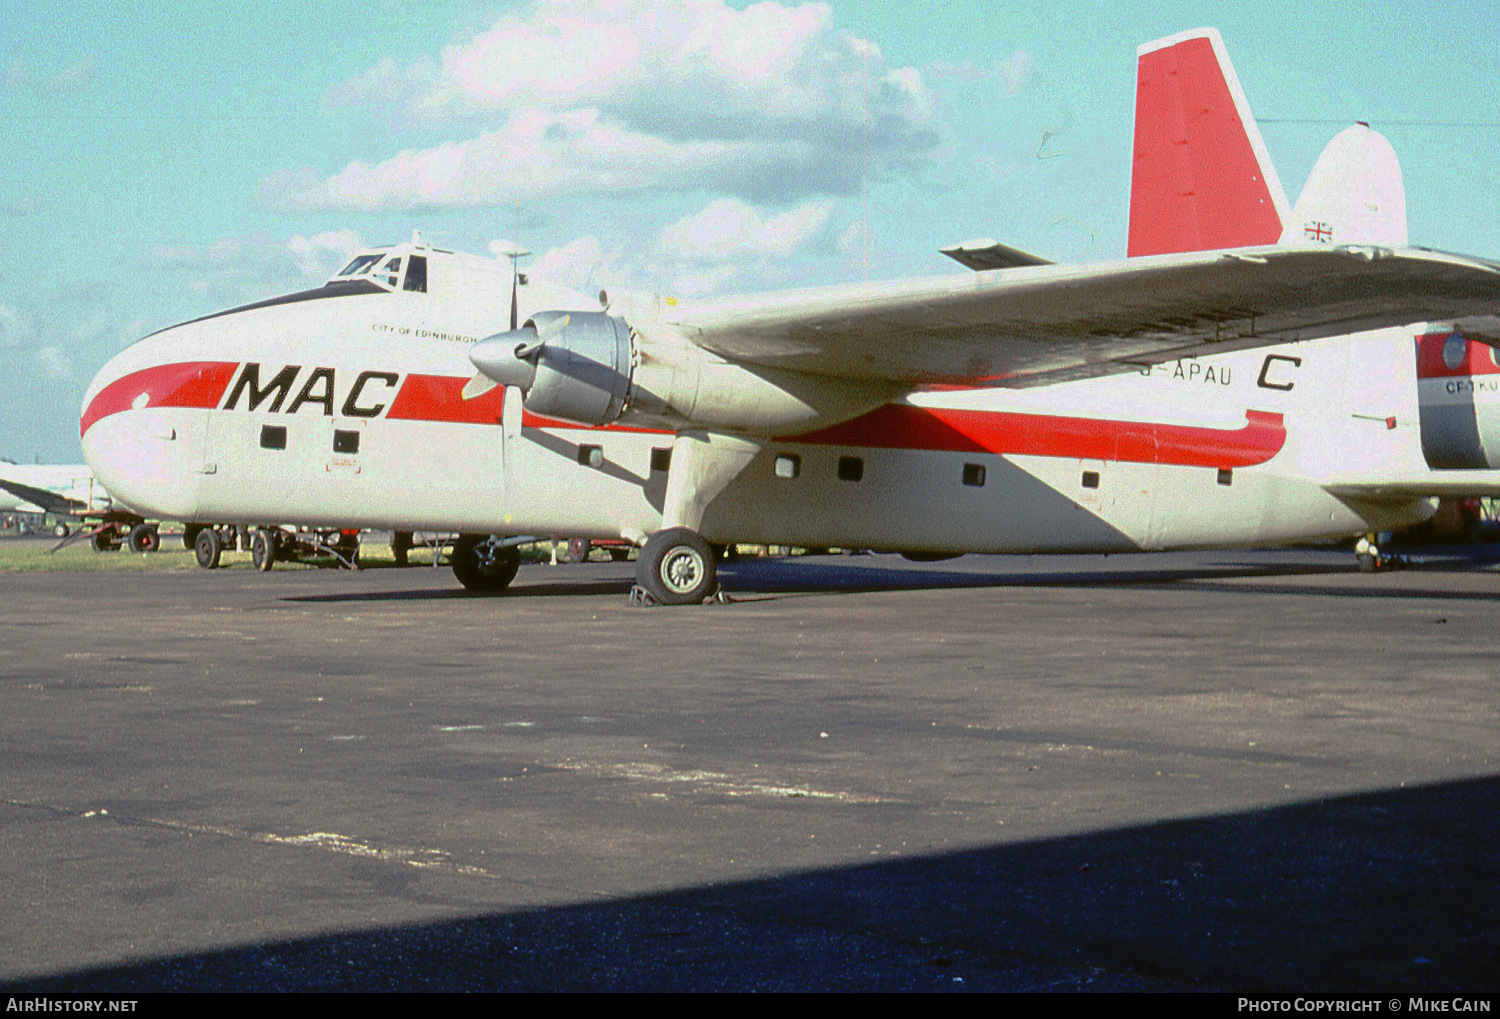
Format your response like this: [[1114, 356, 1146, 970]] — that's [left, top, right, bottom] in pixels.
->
[[1128, 28, 1288, 257]]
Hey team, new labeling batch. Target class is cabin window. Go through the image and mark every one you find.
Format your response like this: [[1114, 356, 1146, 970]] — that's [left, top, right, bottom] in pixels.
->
[[837, 456, 864, 482], [1217, 468, 1233, 486], [650, 447, 672, 473], [403, 256, 427, 293], [963, 463, 986, 487], [774, 454, 800, 479], [260, 425, 287, 450], [333, 430, 360, 454], [1081, 471, 1100, 489]]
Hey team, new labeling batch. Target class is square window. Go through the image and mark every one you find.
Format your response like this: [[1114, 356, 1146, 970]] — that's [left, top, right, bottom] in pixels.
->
[[962, 463, 986, 487], [651, 447, 672, 473], [1217, 467, 1233, 486], [260, 425, 287, 450], [774, 454, 801, 479], [837, 456, 864, 482], [1081, 470, 1100, 489], [333, 430, 360, 454]]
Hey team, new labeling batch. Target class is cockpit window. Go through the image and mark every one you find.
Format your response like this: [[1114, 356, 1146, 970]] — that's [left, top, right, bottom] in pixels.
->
[[336, 254, 384, 278], [376, 256, 402, 288], [403, 255, 427, 293]]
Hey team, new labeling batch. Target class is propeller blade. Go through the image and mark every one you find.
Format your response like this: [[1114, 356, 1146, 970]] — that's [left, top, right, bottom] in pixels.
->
[[513, 313, 569, 360], [502, 385, 522, 438], [461, 374, 499, 401]]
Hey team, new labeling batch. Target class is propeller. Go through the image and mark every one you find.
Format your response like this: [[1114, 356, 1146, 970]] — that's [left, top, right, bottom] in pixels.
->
[[461, 313, 571, 401]]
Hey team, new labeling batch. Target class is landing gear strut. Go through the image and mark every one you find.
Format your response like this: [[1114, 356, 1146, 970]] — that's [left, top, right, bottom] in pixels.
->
[[633, 527, 718, 605]]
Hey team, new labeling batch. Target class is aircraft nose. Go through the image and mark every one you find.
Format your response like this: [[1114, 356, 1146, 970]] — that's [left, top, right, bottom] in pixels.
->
[[79, 330, 239, 519]]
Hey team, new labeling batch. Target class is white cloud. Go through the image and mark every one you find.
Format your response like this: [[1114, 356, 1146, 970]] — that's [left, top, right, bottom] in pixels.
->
[[997, 50, 1036, 96], [269, 0, 939, 212], [33, 346, 71, 380], [528, 234, 620, 291], [657, 198, 836, 260], [149, 230, 367, 304], [286, 229, 363, 278], [0, 305, 30, 348]]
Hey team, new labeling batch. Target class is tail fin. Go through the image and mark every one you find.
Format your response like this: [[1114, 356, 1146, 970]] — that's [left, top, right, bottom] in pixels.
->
[[1128, 28, 1289, 256], [1281, 122, 1407, 247]]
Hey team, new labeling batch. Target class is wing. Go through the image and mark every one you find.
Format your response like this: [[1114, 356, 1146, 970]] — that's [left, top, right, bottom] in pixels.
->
[[670, 245, 1500, 388], [0, 478, 88, 515]]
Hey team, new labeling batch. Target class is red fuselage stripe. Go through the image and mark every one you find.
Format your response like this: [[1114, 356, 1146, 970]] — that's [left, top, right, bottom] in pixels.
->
[[83, 362, 1286, 467], [780, 405, 1285, 468], [80, 361, 240, 437]]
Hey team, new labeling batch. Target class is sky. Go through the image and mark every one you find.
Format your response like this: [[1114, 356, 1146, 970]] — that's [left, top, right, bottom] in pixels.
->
[[3, 0, 1498, 462]]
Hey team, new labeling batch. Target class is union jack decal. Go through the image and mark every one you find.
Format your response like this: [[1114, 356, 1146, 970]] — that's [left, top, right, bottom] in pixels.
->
[[1303, 221, 1333, 243]]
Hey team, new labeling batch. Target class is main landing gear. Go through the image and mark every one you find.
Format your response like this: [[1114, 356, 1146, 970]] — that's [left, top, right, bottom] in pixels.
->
[[631, 527, 721, 606], [1354, 532, 1405, 573]]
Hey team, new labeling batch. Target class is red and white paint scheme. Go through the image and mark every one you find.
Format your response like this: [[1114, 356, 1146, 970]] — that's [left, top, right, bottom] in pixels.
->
[[80, 29, 1500, 602]]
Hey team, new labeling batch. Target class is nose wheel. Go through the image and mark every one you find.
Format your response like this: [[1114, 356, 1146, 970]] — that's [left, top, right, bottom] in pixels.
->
[[633, 527, 718, 605]]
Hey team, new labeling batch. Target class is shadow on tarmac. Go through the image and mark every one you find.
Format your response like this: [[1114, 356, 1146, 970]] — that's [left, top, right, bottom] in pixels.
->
[[280, 550, 1500, 605], [8, 775, 1498, 992]]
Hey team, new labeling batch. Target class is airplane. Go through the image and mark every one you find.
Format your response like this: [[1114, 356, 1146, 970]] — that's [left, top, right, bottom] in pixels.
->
[[0, 461, 108, 538], [78, 28, 1500, 604]]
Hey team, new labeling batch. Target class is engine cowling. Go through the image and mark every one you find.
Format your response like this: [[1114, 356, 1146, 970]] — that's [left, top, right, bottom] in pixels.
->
[[470, 311, 633, 426], [470, 306, 899, 434]]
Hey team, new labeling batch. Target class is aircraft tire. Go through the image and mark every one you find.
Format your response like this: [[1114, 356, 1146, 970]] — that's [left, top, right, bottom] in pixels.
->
[[127, 523, 159, 553], [251, 530, 276, 572], [183, 524, 203, 550], [91, 530, 120, 553], [194, 527, 222, 570], [451, 534, 520, 593], [53, 522, 70, 539], [566, 538, 591, 563], [637, 527, 717, 605]]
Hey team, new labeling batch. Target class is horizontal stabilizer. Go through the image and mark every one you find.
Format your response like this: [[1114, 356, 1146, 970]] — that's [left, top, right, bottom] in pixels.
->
[[940, 239, 1053, 272]]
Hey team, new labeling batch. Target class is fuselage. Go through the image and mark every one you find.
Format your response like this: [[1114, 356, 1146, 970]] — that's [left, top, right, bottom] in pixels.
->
[[81, 245, 1455, 555]]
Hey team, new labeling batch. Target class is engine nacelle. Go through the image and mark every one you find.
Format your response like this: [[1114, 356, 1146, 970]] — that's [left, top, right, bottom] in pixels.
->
[[469, 311, 633, 427], [469, 307, 898, 434], [524, 311, 633, 426]]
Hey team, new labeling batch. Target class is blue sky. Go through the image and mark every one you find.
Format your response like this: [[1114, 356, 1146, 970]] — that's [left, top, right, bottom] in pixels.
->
[[3, 0, 1498, 462]]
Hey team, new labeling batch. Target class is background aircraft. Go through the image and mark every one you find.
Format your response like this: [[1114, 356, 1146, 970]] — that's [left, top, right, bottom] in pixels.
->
[[0, 462, 108, 537]]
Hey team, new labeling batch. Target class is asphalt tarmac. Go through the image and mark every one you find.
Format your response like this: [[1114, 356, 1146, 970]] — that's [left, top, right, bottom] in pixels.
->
[[2, 547, 1498, 992]]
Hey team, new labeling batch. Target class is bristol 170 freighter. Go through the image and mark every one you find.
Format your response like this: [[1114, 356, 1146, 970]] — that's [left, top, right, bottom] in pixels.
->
[[81, 29, 1500, 602]]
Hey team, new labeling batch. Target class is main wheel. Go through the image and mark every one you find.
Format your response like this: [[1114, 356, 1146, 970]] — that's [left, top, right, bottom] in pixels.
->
[[91, 529, 120, 553], [636, 527, 717, 605], [127, 523, 159, 553], [194, 527, 222, 569], [451, 534, 520, 593], [251, 529, 276, 572], [183, 524, 204, 550], [53, 522, 70, 539], [566, 538, 591, 563]]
